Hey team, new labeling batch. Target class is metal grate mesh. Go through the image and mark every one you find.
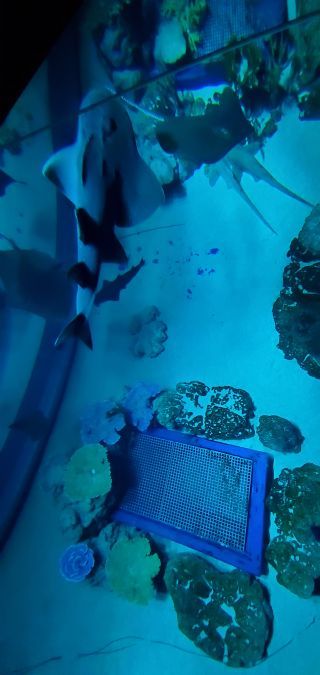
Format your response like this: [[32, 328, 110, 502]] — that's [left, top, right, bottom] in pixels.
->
[[121, 434, 253, 552]]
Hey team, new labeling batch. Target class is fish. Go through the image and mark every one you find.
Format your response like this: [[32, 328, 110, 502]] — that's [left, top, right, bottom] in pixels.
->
[[43, 89, 164, 349], [155, 88, 253, 166], [0, 232, 73, 319], [94, 258, 145, 306], [9, 410, 50, 441]]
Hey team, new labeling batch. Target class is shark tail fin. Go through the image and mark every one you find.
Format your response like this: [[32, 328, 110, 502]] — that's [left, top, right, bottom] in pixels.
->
[[54, 313, 93, 350]]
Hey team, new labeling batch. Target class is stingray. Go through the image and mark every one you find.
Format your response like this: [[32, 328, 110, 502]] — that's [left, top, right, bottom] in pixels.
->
[[155, 88, 254, 166], [207, 143, 314, 234], [94, 258, 145, 306]]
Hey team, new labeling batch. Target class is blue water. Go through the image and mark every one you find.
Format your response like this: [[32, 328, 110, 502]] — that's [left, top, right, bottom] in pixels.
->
[[1, 3, 320, 675]]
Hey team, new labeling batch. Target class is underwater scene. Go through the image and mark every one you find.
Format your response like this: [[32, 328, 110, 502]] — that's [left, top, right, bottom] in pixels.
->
[[2, 1, 320, 673]]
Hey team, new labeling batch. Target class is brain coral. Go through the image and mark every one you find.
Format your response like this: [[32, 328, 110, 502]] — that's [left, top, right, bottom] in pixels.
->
[[107, 533, 160, 604], [64, 444, 112, 501]]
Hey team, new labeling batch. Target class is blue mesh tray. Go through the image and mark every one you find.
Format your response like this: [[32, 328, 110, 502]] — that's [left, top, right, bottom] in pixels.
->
[[113, 429, 272, 575]]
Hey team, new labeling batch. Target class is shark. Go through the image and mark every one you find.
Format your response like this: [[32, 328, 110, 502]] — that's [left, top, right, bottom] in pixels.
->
[[0, 232, 73, 319], [43, 88, 164, 349]]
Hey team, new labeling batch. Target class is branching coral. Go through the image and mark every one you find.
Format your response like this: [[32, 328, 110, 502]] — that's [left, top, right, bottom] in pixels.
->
[[107, 533, 160, 604], [64, 444, 112, 502]]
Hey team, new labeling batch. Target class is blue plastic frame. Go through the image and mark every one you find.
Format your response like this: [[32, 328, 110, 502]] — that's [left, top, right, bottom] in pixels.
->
[[113, 428, 272, 575]]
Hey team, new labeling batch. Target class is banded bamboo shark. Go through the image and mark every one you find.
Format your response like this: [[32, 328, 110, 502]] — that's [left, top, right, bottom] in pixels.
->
[[43, 89, 164, 349]]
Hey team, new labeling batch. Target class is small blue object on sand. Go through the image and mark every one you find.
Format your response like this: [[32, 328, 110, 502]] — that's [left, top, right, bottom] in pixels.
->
[[113, 429, 272, 575]]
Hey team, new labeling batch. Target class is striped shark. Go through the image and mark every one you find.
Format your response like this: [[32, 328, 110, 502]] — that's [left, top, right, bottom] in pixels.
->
[[43, 88, 163, 349]]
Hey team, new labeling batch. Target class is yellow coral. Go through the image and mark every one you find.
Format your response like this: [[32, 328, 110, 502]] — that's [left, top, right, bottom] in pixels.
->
[[107, 534, 161, 604], [64, 444, 112, 501]]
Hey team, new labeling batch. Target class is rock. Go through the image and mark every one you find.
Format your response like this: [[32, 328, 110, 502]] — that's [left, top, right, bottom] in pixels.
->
[[154, 18, 187, 65], [273, 207, 320, 379], [153, 390, 185, 429], [297, 204, 320, 256], [205, 386, 255, 440], [129, 305, 168, 358], [267, 463, 320, 596], [257, 414, 304, 453], [267, 536, 320, 598], [153, 381, 255, 440], [273, 293, 320, 379], [165, 553, 273, 667]]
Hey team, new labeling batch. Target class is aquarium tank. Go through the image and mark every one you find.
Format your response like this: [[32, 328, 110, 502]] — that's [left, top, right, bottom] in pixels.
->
[[1, 0, 320, 673]]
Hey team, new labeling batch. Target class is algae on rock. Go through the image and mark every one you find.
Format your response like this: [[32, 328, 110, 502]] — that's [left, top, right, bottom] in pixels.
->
[[267, 463, 320, 597], [153, 381, 255, 440], [165, 553, 273, 667]]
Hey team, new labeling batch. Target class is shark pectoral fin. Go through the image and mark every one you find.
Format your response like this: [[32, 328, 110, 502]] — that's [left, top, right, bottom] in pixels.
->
[[122, 157, 164, 226], [43, 145, 78, 204], [68, 262, 97, 290], [54, 313, 93, 350]]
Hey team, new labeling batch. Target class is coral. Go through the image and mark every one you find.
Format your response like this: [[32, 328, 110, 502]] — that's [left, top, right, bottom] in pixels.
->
[[153, 389, 185, 429], [59, 543, 95, 582], [165, 553, 273, 667], [273, 209, 320, 380], [267, 463, 320, 597], [154, 18, 187, 65], [161, 0, 208, 52], [297, 205, 320, 256], [107, 533, 160, 604], [267, 536, 320, 599], [129, 305, 168, 358], [205, 386, 255, 440], [64, 444, 112, 502], [80, 400, 126, 446], [268, 463, 320, 541], [122, 381, 162, 431], [257, 415, 304, 453], [153, 381, 255, 440]]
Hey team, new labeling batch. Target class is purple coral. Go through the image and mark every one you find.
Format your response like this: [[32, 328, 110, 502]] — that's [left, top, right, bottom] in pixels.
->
[[59, 543, 95, 582], [122, 381, 161, 431], [80, 400, 126, 446]]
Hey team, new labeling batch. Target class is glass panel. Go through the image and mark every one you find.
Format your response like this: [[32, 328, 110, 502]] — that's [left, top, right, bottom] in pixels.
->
[[1, 3, 320, 674]]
